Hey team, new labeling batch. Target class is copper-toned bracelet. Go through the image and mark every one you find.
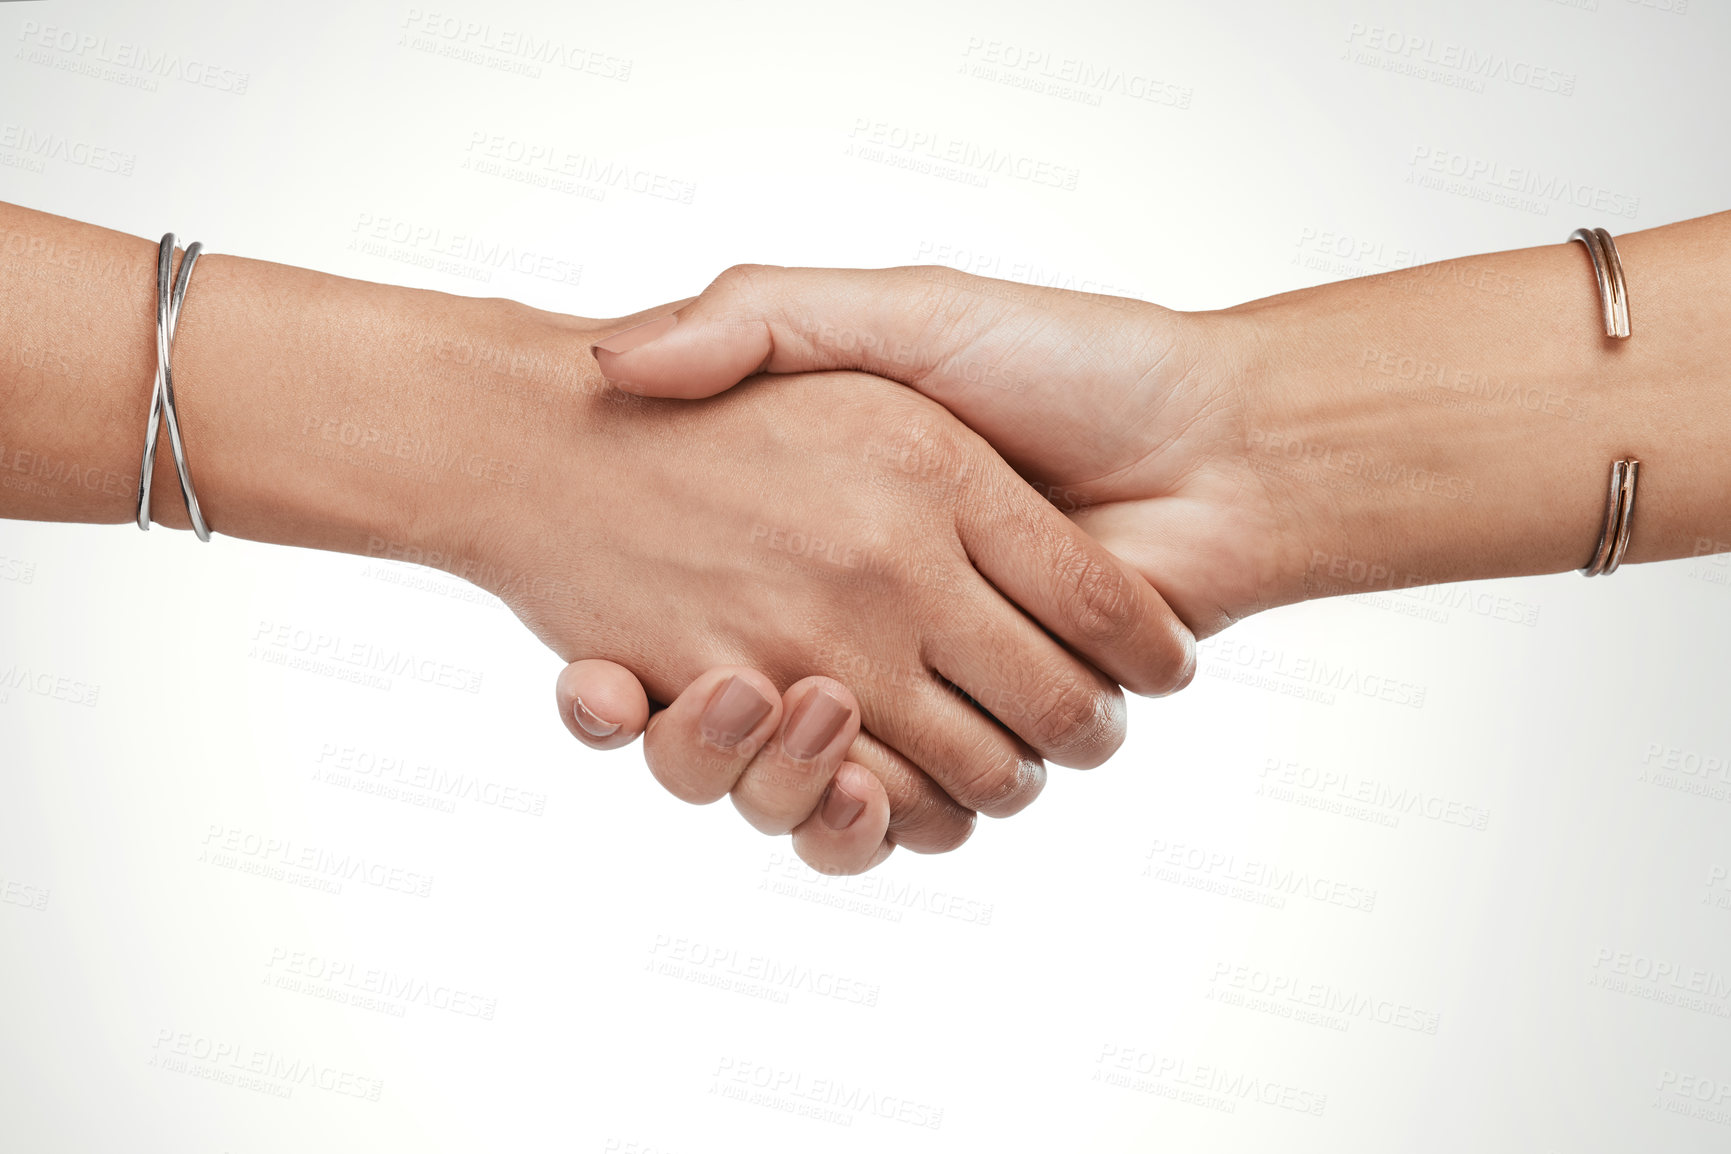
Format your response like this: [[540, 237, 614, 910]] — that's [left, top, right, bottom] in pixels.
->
[[1570, 226, 1635, 577]]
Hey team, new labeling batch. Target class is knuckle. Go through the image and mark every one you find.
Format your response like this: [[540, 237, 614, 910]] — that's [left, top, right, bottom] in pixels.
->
[[1155, 630, 1198, 696], [1023, 677, 1116, 758], [873, 408, 973, 508], [732, 790, 805, 837], [944, 741, 1043, 815], [645, 748, 733, 806], [882, 408, 965, 470], [709, 262, 779, 303], [889, 801, 976, 854], [1057, 546, 1138, 648], [749, 758, 828, 815], [975, 758, 1046, 818]]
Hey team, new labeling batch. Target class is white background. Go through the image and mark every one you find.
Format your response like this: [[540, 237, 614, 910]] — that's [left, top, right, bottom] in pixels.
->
[[3, 0, 1730, 1150]]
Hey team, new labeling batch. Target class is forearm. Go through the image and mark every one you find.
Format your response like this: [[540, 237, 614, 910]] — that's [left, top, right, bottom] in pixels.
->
[[0, 202, 588, 565], [1220, 212, 1731, 599]]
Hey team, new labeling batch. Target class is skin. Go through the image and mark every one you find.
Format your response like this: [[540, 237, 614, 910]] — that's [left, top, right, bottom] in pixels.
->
[[562, 211, 1731, 872], [0, 201, 1197, 871]]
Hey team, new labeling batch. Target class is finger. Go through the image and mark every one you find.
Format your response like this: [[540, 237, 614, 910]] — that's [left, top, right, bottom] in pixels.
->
[[731, 677, 861, 835], [641, 666, 782, 804], [863, 665, 1050, 817], [928, 591, 1126, 772], [554, 659, 651, 750], [846, 729, 977, 853], [790, 763, 893, 876], [957, 466, 1196, 698], [591, 265, 974, 399]]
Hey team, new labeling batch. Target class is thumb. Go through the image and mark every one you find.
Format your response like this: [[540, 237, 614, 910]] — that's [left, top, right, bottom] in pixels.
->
[[590, 264, 983, 400], [591, 300, 775, 400], [554, 659, 652, 750]]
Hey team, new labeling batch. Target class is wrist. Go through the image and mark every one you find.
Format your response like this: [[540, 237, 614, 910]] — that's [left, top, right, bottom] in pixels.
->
[[170, 255, 600, 572], [1220, 239, 1625, 604]]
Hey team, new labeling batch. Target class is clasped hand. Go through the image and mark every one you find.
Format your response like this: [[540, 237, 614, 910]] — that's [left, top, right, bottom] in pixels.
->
[[493, 267, 1309, 876]]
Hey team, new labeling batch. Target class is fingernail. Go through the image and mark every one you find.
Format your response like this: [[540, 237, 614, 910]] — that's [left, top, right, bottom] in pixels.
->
[[700, 676, 774, 750], [572, 696, 621, 739], [782, 690, 850, 761], [593, 313, 678, 357], [819, 777, 867, 831]]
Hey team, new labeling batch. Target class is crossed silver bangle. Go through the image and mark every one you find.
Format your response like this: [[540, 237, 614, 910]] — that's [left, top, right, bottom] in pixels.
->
[[135, 232, 211, 541]]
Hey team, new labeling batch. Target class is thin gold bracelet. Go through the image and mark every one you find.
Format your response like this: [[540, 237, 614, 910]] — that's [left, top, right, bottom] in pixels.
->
[[1569, 226, 1631, 339], [1580, 458, 1639, 577], [1571, 225, 1636, 576]]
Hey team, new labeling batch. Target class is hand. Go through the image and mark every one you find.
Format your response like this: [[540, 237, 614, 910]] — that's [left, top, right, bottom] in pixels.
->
[[585, 266, 1304, 636], [470, 351, 1195, 857], [556, 268, 1274, 873], [555, 661, 893, 876]]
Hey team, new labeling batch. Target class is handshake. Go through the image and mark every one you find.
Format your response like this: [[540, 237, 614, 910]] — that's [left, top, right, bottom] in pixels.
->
[[127, 212, 1685, 880], [539, 264, 1251, 877], [476, 254, 1525, 878], [0, 206, 1715, 879]]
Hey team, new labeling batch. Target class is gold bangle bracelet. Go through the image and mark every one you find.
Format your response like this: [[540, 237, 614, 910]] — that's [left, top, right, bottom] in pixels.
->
[[1571, 225, 1637, 577], [1569, 226, 1631, 340], [1580, 458, 1639, 577]]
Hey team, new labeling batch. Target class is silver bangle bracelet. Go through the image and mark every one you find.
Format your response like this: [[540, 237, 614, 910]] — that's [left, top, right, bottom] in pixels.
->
[[1569, 226, 1631, 340], [135, 232, 211, 541]]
